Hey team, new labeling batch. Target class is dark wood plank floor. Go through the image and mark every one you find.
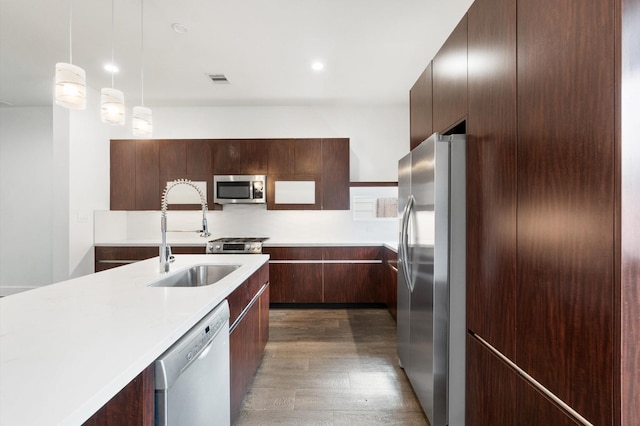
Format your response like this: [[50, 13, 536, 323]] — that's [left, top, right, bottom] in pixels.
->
[[235, 308, 429, 426]]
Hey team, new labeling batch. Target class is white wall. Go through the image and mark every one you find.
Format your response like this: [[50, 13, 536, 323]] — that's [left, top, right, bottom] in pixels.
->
[[109, 105, 409, 182], [66, 89, 111, 279], [1, 88, 110, 295], [0, 107, 54, 295]]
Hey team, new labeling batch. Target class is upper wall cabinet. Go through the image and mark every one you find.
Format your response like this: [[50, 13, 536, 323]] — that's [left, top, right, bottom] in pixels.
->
[[432, 15, 468, 134], [267, 138, 349, 210], [110, 138, 350, 211], [268, 139, 322, 175], [111, 139, 160, 210], [213, 139, 268, 175], [321, 138, 350, 210], [409, 63, 434, 151]]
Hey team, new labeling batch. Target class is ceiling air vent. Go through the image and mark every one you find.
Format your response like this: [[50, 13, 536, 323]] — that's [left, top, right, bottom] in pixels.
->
[[207, 74, 230, 84]]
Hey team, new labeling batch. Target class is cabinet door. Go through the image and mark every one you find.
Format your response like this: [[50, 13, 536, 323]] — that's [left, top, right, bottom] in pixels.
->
[[294, 139, 321, 174], [323, 247, 384, 303], [466, 0, 517, 360], [230, 297, 260, 423], [259, 284, 270, 354], [323, 263, 383, 303], [110, 140, 136, 210], [94, 246, 158, 272], [516, 1, 614, 424], [321, 138, 349, 210], [214, 139, 268, 175], [159, 140, 186, 175], [432, 15, 468, 133], [135, 140, 160, 210], [384, 248, 398, 321], [228, 265, 269, 424], [268, 262, 323, 303], [466, 335, 516, 426], [410, 64, 433, 151], [264, 247, 323, 303], [267, 139, 295, 174]]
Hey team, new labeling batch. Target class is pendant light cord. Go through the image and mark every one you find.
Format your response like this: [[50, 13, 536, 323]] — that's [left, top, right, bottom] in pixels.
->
[[68, 0, 73, 63], [140, 0, 145, 106], [110, 0, 115, 89]]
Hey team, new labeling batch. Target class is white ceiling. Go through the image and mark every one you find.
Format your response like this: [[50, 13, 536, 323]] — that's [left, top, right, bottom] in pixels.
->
[[0, 0, 473, 108]]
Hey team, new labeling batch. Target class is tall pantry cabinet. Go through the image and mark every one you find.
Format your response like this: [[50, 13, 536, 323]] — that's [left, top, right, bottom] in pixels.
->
[[408, 0, 639, 424]]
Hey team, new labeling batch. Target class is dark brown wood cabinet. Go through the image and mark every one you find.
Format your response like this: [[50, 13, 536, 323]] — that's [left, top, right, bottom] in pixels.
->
[[268, 139, 321, 175], [228, 263, 269, 424], [321, 138, 350, 210], [322, 247, 383, 303], [409, 64, 433, 151], [94, 246, 204, 272], [516, 1, 615, 424], [466, 0, 517, 361], [466, 335, 516, 426], [383, 247, 398, 321], [264, 246, 389, 306], [432, 15, 468, 134], [213, 139, 268, 175], [467, 335, 581, 426], [135, 140, 160, 210], [110, 140, 136, 210], [263, 247, 323, 303], [110, 139, 160, 210], [111, 138, 349, 211], [459, 0, 637, 423]]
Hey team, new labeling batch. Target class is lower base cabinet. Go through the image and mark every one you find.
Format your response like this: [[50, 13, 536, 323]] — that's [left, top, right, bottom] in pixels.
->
[[467, 335, 582, 425], [94, 246, 205, 272], [228, 264, 270, 424], [384, 247, 398, 321], [264, 246, 394, 309]]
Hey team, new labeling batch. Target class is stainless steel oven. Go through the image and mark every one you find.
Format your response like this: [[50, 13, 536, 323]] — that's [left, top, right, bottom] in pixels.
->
[[206, 237, 268, 254]]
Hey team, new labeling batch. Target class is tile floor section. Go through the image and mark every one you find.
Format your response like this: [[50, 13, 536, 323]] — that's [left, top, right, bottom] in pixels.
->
[[234, 308, 430, 426]]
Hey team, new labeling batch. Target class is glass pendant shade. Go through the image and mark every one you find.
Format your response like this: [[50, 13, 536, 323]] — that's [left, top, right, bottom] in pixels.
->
[[101, 88, 125, 125], [55, 63, 86, 110], [132, 106, 153, 137]]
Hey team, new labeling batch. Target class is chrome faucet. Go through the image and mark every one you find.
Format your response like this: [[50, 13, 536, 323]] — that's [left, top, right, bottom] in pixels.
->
[[160, 179, 212, 273]]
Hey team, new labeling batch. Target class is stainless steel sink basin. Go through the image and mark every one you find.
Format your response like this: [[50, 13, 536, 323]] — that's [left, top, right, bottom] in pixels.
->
[[149, 264, 240, 288]]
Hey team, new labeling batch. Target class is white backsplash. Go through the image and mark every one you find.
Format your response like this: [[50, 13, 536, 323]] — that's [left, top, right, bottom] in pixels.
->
[[95, 187, 399, 245]]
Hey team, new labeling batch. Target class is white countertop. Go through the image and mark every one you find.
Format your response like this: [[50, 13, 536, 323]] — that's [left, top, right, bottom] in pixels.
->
[[0, 254, 268, 426]]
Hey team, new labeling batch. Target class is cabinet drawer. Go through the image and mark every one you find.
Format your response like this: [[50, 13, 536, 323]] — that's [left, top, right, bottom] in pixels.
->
[[323, 246, 383, 261]]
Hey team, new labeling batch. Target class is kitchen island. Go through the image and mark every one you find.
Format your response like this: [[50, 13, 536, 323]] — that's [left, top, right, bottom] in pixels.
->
[[0, 254, 269, 425]]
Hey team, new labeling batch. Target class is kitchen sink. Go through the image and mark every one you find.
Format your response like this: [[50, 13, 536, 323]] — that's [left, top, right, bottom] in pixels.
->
[[149, 264, 240, 288]]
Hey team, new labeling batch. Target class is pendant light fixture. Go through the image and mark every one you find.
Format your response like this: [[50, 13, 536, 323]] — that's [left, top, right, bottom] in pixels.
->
[[101, 0, 125, 125], [132, 0, 152, 137], [55, 0, 86, 110]]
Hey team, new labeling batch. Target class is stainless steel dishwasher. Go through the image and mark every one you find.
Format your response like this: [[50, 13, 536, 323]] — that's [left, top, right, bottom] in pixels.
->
[[154, 300, 230, 426]]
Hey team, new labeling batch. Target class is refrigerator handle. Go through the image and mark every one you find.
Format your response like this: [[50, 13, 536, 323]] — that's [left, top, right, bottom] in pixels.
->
[[400, 195, 414, 292]]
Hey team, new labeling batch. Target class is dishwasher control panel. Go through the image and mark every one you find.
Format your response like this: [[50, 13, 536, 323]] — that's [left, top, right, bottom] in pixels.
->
[[183, 314, 227, 362]]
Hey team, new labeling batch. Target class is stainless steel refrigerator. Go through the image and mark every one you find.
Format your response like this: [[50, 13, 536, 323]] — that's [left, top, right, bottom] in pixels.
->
[[397, 133, 466, 426]]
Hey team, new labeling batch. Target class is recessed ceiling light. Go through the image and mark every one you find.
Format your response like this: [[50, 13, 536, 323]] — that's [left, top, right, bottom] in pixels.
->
[[104, 63, 119, 73], [171, 23, 188, 34], [311, 61, 325, 71]]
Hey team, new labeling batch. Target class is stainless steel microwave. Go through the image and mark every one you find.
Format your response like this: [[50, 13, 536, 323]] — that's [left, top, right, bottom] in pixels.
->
[[214, 175, 266, 204]]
